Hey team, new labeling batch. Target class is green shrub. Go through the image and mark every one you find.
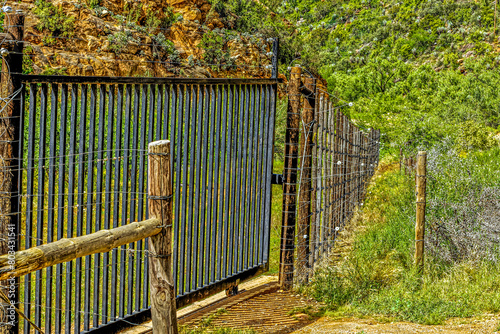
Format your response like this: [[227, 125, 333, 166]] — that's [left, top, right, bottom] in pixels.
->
[[34, 0, 75, 38], [107, 31, 139, 54], [456, 120, 498, 152]]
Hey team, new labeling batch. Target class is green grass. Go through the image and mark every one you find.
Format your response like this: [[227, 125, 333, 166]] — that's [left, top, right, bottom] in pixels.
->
[[306, 147, 500, 325]]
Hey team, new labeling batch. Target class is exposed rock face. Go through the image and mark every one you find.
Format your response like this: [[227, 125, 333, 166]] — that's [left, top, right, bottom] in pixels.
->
[[15, 0, 270, 78]]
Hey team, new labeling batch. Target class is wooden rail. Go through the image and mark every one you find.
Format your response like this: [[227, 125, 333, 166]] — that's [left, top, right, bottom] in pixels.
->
[[0, 218, 162, 281], [0, 140, 178, 333]]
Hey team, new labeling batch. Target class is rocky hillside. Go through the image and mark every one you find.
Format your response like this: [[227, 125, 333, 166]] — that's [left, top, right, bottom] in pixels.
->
[[13, 0, 274, 77]]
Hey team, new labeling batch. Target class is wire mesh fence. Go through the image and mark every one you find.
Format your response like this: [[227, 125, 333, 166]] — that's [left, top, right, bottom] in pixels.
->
[[280, 67, 380, 288]]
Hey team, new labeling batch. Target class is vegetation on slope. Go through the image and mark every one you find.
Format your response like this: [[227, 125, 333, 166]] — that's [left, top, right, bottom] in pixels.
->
[[209, 0, 500, 154], [304, 145, 500, 324]]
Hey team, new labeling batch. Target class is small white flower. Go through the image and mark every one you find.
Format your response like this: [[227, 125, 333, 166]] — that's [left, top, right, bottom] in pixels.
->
[[348, 102, 353, 107], [303, 235, 308, 239], [337, 161, 342, 165]]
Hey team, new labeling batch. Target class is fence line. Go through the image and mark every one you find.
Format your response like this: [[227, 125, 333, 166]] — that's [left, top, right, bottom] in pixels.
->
[[279, 66, 380, 288]]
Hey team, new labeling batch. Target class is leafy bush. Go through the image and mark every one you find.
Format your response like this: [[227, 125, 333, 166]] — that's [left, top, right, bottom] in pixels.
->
[[456, 120, 498, 151], [34, 0, 75, 38], [199, 30, 235, 70], [107, 31, 139, 54]]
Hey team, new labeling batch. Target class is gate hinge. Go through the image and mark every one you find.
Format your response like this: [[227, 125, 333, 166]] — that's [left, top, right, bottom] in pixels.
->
[[271, 173, 283, 185]]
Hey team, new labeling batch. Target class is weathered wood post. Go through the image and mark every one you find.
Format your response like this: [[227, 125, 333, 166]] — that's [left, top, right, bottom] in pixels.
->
[[297, 76, 315, 283], [0, 12, 24, 334], [279, 66, 301, 290], [415, 151, 427, 270], [148, 140, 178, 334]]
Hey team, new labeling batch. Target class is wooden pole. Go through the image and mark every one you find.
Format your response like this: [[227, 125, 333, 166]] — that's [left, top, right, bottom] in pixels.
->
[[148, 140, 178, 334], [415, 151, 427, 270], [279, 66, 301, 290], [0, 13, 24, 334], [0, 218, 162, 281], [297, 76, 315, 284]]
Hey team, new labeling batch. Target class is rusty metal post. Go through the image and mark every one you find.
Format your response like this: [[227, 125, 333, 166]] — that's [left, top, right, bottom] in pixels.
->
[[296, 76, 315, 284], [279, 67, 301, 290]]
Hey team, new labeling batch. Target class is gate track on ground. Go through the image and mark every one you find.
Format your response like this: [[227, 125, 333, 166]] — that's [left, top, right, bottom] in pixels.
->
[[182, 284, 323, 333]]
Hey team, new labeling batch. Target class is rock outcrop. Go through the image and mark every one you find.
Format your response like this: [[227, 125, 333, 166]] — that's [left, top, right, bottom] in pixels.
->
[[15, 0, 272, 78]]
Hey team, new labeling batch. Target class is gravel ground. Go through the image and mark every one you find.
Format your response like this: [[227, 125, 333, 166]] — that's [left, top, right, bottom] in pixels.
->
[[290, 315, 500, 334]]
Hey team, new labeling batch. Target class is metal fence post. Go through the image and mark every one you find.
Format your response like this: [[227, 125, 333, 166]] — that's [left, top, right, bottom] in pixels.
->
[[297, 76, 315, 284], [279, 67, 301, 290], [271, 38, 279, 79], [148, 140, 178, 334]]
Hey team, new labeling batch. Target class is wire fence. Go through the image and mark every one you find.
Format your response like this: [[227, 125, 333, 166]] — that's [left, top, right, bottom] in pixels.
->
[[280, 67, 380, 287]]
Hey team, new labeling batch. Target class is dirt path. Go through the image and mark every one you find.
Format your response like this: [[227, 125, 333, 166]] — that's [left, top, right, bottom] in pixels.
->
[[290, 315, 500, 333]]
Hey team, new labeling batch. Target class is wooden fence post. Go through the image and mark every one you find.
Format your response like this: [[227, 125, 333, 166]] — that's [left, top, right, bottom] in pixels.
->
[[279, 66, 301, 290], [297, 76, 315, 283], [0, 13, 24, 334], [415, 151, 427, 270], [148, 140, 178, 334]]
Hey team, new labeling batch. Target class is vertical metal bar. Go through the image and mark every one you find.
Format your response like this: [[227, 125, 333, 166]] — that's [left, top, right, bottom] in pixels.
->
[[84, 84, 98, 331], [257, 85, 269, 264], [235, 85, 247, 273], [239, 85, 250, 271], [35, 83, 48, 332], [245, 85, 256, 269], [156, 84, 163, 141], [103, 84, 115, 325], [74, 84, 88, 334], [251, 85, 263, 264], [329, 101, 335, 249], [111, 84, 124, 321], [310, 87, 319, 269], [119, 84, 132, 319], [217, 85, 229, 280], [64, 84, 78, 334], [333, 110, 340, 242], [92, 84, 106, 328], [262, 84, 276, 264], [55, 83, 68, 334], [136, 84, 151, 311], [271, 38, 279, 79], [229, 85, 240, 274], [24, 84, 37, 334], [315, 93, 324, 260], [128, 84, 141, 314], [44, 83, 58, 334], [179, 85, 190, 294], [222, 85, 234, 277], [205, 85, 220, 285], [323, 98, 332, 252], [211, 85, 223, 283], [173, 85, 183, 295], [190, 85, 201, 290], [196, 85, 208, 288], [144, 83, 157, 309], [201, 85, 211, 286]]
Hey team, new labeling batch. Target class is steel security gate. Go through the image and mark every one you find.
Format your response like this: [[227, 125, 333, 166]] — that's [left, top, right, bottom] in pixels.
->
[[15, 75, 278, 333]]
